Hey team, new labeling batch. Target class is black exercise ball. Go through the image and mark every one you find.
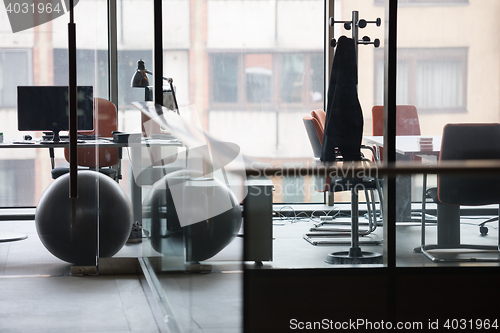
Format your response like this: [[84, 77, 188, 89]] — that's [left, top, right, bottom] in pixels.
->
[[35, 171, 133, 265]]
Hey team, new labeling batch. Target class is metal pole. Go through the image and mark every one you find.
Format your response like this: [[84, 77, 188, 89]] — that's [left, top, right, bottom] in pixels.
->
[[383, 0, 398, 269], [68, 0, 77, 199], [351, 186, 359, 249], [352, 10, 359, 66], [153, 0, 163, 106], [108, 0, 118, 107]]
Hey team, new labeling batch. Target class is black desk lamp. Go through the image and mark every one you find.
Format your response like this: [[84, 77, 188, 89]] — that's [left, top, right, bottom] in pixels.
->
[[131, 59, 180, 114]]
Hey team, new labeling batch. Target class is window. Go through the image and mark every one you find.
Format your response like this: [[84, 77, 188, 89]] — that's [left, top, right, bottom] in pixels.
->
[[0, 50, 32, 107], [209, 51, 323, 109], [246, 54, 272, 103], [53, 49, 108, 100], [280, 54, 303, 103], [0, 160, 35, 207], [212, 53, 238, 103], [375, 48, 467, 113]]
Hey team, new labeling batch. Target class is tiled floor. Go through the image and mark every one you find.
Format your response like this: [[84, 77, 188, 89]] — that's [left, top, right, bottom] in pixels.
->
[[0, 220, 164, 333]]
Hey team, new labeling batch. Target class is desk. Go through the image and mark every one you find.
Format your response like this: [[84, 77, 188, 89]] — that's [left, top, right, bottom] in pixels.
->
[[0, 137, 181, 149], [363, 136, 441, 222], [0, 137, 183, 242], [363, 135, 441, 159]]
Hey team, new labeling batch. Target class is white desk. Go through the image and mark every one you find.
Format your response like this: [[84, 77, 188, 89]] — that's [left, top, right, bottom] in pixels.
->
[[363, 135, 441, 159], [0, 137, 181, 149], [0, 137, 182, 242]]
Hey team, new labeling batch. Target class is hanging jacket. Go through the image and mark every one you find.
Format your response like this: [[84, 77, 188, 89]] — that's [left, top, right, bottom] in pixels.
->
[[320, 35, 363, 162]]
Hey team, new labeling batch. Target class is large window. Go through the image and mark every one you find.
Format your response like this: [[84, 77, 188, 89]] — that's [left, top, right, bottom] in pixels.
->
[[375, 48, 467, 113]]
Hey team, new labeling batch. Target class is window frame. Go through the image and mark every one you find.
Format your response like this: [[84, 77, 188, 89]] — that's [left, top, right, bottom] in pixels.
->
[[375, 0, 468, 6]]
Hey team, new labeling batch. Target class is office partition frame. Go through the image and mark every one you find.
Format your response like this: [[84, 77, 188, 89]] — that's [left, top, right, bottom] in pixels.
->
[[95, 0, 500, 330]]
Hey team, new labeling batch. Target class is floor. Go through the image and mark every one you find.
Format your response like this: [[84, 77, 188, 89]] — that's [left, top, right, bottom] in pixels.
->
[[148, 203, 500, 333], [1, 204, 499, 333], [0, 218, 164, 333]]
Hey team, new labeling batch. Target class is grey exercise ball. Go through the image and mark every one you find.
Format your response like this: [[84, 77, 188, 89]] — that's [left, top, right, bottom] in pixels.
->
[[35, 171, 133, 265], [144, 170, 242, 262]]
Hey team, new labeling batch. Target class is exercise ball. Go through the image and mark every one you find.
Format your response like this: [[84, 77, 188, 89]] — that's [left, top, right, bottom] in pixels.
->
[[35, 171, 133, 265], [144, 170, 242, 262]]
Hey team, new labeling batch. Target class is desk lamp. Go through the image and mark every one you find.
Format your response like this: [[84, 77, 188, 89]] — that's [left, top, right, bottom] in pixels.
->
[[131, 60, 179, 114]]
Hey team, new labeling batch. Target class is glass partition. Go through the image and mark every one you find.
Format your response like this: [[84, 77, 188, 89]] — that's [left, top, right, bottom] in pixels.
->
[[378, 0, 500, 267], [0, 0, 107, 207], [0, 0, 107, 272]]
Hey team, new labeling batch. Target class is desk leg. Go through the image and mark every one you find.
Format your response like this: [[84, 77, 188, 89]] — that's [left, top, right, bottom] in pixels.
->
[[396, 174, 413, 222], [437, 204, 460, 247], [130, 173, 142, 225], [130, 146, 142, 226]]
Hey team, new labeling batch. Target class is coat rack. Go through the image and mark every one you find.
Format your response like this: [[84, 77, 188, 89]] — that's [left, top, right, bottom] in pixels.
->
[[329, 11, 381, 64], [323, 11, 383, 265]]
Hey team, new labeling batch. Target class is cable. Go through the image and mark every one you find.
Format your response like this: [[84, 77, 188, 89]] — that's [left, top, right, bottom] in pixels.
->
[[272, 206, 342, 225]]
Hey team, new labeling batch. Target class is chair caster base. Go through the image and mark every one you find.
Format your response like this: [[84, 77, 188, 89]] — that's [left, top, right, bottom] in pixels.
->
[[325, 247, 383, 264]]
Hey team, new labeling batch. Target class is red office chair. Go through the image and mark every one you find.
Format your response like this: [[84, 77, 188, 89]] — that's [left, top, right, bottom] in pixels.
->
[[303, 109, 341, 160], [371, 105, 420, 161], [51, 98, 119, 179], [311, 109, 326, 135], [418, 123, 500, 262], [303, 115, 323, 159]]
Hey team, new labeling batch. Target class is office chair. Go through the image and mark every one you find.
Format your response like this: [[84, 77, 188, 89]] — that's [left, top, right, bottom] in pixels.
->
[[303, 114, 323, 159], [51, 98, 119, 180], [371, 105, 420, 161], [418, 123, 500, 262], [302, 110, 382, 247], [311, 109, 326, 133]]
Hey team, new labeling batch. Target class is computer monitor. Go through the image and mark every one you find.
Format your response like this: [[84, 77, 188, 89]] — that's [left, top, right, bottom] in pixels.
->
[[17, 86, 94, 142]]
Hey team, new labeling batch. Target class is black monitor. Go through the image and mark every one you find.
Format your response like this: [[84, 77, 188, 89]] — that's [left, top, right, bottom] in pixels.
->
[[17, 86, 94, 142]]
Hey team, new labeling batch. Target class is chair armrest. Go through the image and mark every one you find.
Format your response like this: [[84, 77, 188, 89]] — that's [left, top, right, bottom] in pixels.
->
[[361, 145, 379, 162]]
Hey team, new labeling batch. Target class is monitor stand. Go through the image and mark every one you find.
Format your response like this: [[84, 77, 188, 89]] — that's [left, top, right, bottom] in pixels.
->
[[41, 130, 66, 144]]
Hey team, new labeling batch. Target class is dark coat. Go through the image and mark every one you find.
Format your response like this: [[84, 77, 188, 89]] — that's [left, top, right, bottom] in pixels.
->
[[321, 36, 363, 162]]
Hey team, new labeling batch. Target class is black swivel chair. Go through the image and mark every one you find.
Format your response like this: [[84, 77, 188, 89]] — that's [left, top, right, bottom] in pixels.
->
[[418, 123, 500, 262]]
